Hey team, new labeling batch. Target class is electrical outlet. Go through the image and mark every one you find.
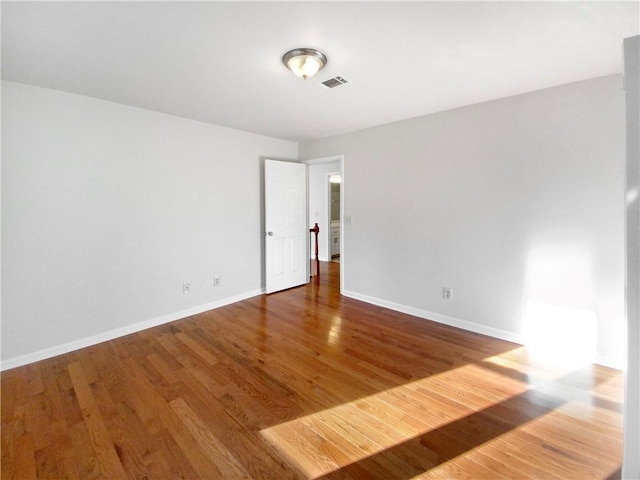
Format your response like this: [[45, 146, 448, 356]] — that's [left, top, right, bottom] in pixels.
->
[[443, 288, 453, 300], [183, 282, 190, 294], [214, 276, 221, 287]]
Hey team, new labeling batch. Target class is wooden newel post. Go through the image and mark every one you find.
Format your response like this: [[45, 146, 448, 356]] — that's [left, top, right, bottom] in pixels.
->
[[310, 223, 320, 277]]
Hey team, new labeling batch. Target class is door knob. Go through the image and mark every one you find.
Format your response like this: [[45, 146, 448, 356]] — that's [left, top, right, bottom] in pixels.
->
[[267, 231, 274, 236]]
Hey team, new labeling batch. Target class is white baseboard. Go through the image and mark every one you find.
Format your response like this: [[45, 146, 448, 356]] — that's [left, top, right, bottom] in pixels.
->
[[342, 289, 523, 344], [1, 288, 264, 371], [310, 255, 331, 262], [4, 286, 623, 372], [341, 289, 624, 370], [595, 353, 625, 371]]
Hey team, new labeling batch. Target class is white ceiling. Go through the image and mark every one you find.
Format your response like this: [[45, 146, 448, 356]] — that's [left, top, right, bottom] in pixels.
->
[[2, 1, 638, 142]]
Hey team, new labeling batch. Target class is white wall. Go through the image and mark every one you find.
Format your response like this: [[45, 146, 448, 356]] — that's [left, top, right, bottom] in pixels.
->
[[308, 160, 340, 261], [300, 75, 626, 368], [1, 81, 297, 367], [623, 35, 640, 480]]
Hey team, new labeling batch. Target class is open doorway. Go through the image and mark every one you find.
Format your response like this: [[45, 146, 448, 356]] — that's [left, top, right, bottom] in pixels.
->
[[304, 155, 344, 292], [328, 173, 341, 263]]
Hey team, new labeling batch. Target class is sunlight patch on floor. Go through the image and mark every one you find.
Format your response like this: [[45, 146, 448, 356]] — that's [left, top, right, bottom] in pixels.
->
[[260, 356, 528, 479], [409, 404, 623, 480]]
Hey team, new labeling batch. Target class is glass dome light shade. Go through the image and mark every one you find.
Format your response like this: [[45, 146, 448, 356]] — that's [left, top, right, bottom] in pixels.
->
[[282, 48, 327, 79]]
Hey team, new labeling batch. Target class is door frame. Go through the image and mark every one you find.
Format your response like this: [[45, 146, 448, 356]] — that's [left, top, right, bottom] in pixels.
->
[[303, 154, 345, 294]]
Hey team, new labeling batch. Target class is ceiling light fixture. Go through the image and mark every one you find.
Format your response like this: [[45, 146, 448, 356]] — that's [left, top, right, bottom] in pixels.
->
[[282, 48, 327, 79]]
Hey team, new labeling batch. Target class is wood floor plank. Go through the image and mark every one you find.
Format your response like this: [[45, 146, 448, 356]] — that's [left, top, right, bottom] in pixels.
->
[[67, 361, 129, 479], [1, 262, 625, 479], [262, 421, 341, 479], [301, 411, 425, 479], [10, 433, 37, 480], [151, 428, 202, 479], [34, 442, 65, 479], [476, 441, 558, 479], [89, 380, 152, 479], [178, 369, 298, 480], [168, 397, 250, 479], [487, 433, 585, 479]]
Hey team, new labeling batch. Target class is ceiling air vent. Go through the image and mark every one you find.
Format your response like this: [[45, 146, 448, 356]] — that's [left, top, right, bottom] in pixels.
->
[[321, 76, 348, 88]]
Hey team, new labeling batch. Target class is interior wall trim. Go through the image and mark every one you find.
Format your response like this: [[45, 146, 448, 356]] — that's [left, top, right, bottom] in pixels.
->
[[4, 285, 622, 371], [342, 289, 623, 370], [0, 288, 264, 371]]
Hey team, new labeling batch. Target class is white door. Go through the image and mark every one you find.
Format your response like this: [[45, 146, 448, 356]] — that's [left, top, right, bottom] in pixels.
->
[[265, 160, 308, 294]]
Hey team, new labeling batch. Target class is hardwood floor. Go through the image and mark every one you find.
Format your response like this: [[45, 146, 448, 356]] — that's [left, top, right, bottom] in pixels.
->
[[1, 262, 624, 479]]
